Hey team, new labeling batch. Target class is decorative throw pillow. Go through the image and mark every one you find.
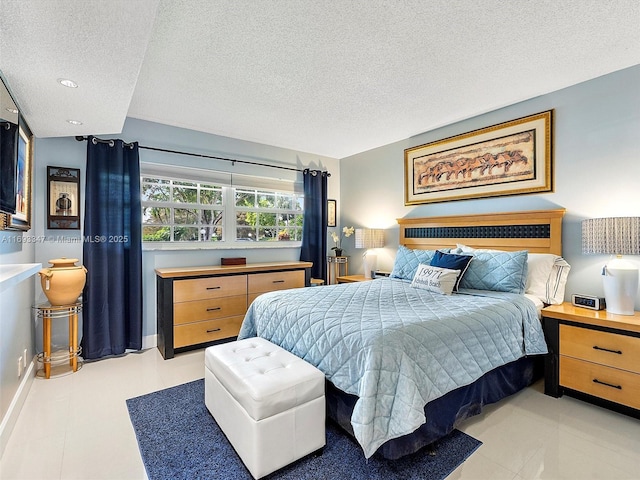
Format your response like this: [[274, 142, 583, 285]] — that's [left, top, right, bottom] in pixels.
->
[[411, 264, 461, 295], [458, 249, 528, 294], [391, 246, 446, 280], [455, 244, 570, 302], [429, 250, 473, 291]]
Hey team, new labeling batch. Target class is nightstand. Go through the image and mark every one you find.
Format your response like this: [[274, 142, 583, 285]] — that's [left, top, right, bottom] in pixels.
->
[[336, 274, 372, 283], [542, 302, 640, 418], [327, 256, 348, 285]]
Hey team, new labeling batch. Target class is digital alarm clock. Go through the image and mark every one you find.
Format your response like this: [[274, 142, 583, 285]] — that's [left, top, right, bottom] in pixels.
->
[[572, 294, 606, 310]]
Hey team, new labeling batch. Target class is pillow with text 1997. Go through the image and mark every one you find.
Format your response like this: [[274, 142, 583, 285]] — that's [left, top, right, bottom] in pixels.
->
[[410, 264, 461, 295]]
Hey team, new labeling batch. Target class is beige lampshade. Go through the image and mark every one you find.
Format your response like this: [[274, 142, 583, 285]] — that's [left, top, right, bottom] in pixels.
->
[[355, 229, 385, 249], [582, 217, 640, 255]]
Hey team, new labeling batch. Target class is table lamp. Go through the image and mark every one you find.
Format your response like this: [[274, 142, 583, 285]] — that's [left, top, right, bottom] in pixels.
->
[[582, 217, 640, 315], [355, 228, 385, 279]]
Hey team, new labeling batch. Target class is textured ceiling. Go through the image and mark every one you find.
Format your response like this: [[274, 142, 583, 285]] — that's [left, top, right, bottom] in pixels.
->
[[1, 0, 639, 158]]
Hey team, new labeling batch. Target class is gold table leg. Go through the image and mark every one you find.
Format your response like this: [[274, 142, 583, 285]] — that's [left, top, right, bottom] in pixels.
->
[[68, 308, 78, 371], [43, 311, 52, 379]]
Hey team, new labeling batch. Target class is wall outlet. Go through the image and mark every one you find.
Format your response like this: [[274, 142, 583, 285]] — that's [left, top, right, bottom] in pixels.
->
[[17, 357, 23, 378]]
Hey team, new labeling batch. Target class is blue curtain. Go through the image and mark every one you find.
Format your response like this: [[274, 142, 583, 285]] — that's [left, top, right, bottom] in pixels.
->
[[299, 169, 328, 281], [82, 137, 143, 359]]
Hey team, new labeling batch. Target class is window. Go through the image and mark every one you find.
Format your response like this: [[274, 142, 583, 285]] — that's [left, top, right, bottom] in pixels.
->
[[235, 188, 304, 242], [142, 177, 224, 242], [141, 165, 303, 245]]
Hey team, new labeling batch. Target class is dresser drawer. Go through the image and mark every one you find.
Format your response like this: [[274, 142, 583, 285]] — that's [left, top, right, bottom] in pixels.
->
[[248, 270, 305, 294], [173, 316, 244, 348], [173, 295, 247, 325], [174, 275, 247, 302], [560, 355, 640, 410], [560, 324, 640, 374]]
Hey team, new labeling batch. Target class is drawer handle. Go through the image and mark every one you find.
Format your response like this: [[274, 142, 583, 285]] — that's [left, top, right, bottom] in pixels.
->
[[206, 328, 221, 333], [206, 286, 221, 290], [272, 280, 285, 283], [593, 346, 622, 355], [593, 378, 622, 390], [206, 307, 221, 312]]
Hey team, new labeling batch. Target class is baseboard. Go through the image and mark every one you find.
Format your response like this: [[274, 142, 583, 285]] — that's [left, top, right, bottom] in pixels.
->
[[142, 334, 157, 350], [0, 358, 35, 460]]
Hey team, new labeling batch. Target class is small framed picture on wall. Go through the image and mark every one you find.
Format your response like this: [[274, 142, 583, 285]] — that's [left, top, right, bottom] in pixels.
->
[[47, 166, 81, 229], [327, 199, 336, 227]]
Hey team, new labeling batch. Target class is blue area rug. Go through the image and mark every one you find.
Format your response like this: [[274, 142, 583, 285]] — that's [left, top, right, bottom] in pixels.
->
[[126, 379, 481, 480]]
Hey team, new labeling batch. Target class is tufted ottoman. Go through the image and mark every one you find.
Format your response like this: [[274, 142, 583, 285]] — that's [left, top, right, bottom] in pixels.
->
[[204, 337, 325, 479]]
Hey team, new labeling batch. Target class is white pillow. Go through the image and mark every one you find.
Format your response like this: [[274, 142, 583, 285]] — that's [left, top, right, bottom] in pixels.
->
[[541, 256, 571, 304], [455, 244, 571, 304], [526, 253, 557, 298], [411, 264, 461, 295]]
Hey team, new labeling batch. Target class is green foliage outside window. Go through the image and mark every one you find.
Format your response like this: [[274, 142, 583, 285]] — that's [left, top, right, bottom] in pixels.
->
[[235, 189, 303, 241], [141, 177, 302, 243]]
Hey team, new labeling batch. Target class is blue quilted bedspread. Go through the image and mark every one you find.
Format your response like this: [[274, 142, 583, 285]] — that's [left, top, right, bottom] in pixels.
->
[[238, 277, 547, 458]]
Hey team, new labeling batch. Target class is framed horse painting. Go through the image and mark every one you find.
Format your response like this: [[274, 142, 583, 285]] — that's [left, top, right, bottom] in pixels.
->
[[404, 110, 553, 205]]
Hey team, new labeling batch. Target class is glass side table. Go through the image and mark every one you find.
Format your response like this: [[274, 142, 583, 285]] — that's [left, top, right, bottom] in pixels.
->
[[33, 301, 83, 379], [327, 256, 348, 285]]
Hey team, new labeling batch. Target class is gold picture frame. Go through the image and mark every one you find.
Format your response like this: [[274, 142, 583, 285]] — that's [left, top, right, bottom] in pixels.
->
[[404, 110, 553, 205], [0, 119, 33, 230]]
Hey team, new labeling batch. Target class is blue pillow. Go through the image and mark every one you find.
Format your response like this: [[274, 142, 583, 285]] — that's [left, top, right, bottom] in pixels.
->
[[430, 250, 473, 291], [458, 250, 529, 294], [391, 246, 449, 280]]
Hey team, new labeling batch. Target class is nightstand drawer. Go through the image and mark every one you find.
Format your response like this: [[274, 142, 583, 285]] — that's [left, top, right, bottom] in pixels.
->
[[174, 316, 244, 348], [560, 356, 640, 410], [560, 324, 640, 374], [174, 275, 247, 302], [174, 295, 247, 325]]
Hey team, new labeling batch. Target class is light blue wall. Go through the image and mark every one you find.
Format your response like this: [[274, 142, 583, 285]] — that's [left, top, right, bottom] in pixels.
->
[[340, 65, 640, 311], [0, 118, 339, 439], [30, 118, 340, 346], [1, 64, 639, 444], [0, 242, 37, 444]]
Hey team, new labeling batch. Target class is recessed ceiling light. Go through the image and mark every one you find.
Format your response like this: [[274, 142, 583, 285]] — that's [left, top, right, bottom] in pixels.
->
[[5, 107, 18, 114], [67, 119, 83, 125], [58, 78, 78, 88]]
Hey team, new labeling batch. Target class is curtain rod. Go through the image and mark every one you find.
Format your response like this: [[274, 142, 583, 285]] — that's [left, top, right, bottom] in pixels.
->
[[75, 136, 330, 176]]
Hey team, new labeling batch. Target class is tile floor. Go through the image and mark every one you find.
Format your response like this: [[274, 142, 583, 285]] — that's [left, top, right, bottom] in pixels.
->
[[1, 348, 639, 480]]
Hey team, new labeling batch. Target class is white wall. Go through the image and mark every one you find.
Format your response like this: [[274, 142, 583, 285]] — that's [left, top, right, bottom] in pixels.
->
[[340, 65, 640, 311]]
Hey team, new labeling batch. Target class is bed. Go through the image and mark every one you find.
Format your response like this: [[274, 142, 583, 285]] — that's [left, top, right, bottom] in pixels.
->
[[238, 209, 569, 459]]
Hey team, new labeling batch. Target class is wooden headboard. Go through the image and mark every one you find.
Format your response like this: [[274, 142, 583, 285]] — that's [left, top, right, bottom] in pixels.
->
[[397, 209, 565, 255]]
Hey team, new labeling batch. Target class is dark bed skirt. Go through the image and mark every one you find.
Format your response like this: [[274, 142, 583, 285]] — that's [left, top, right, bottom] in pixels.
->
[[326, 355, 544, 459]]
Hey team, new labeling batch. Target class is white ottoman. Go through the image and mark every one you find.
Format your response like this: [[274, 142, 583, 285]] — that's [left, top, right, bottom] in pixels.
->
[[204, 337, 325, 479]]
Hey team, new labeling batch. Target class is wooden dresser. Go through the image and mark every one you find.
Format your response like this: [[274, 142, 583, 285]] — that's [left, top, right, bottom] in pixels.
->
[[156, 261, 312, 359], [542, 302, 640, 418]]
